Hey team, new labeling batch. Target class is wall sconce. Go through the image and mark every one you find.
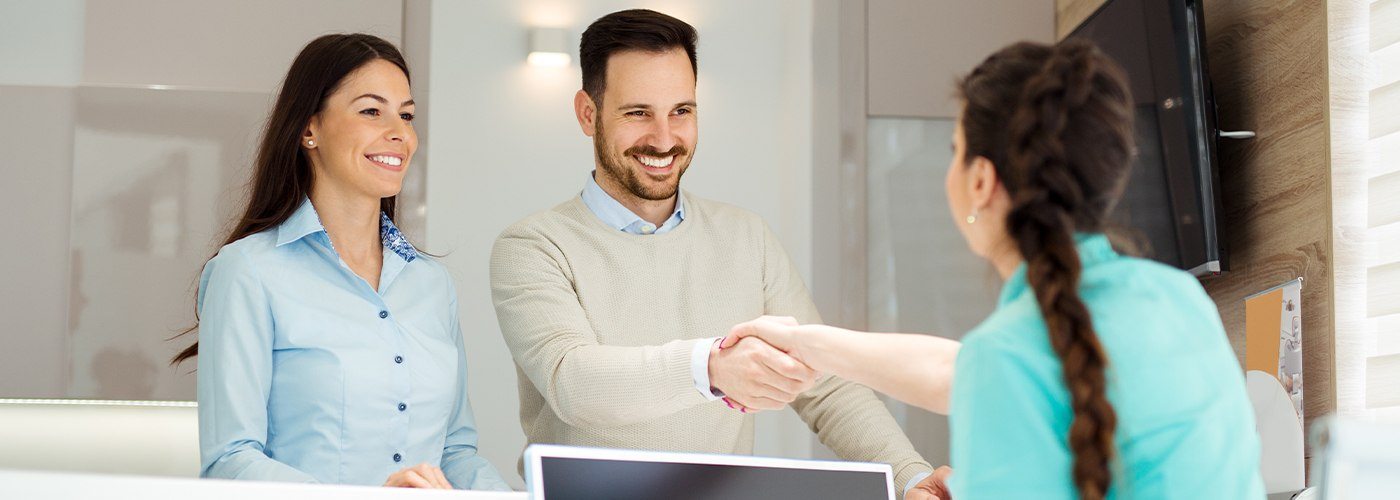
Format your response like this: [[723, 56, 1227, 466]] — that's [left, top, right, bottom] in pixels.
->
[[527, 27, 571, 67]]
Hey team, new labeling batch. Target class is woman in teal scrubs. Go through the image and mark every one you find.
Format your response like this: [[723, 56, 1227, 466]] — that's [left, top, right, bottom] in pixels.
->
[[723, 40, 1263, 499]]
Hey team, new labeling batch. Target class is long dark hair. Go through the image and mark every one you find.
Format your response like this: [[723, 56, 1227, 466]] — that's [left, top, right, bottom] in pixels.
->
[[170, 33, 410, 365], [957, 39, 1134, 499]]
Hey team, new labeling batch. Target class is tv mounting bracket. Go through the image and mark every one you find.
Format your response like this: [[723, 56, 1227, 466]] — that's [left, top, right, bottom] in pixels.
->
[[1219, 130, 1256, 139]]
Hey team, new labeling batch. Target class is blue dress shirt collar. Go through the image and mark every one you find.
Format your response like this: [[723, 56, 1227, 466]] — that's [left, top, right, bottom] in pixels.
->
[[580, 171, 685, 234], [275, 198, 418, 263]]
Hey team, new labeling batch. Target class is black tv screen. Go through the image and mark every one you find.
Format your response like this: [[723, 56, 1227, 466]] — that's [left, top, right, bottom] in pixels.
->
[[1068, 0, 1225, 275]]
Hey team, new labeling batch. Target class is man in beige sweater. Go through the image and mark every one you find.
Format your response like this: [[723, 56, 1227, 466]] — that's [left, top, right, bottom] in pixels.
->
[[489, 9, 950, 499]]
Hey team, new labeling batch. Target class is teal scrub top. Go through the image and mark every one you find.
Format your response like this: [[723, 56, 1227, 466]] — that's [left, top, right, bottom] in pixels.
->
[[949, 234, 1264, 499]]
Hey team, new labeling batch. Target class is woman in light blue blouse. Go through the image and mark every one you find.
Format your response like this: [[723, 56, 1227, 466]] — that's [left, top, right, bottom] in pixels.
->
[[170, 34, 509, 491], [723, 40, 1263, 499]]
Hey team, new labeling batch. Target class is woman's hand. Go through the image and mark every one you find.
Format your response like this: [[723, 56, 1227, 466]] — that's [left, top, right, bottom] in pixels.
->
[[719, 315, 803, 359], [383, 463, 453, 489]]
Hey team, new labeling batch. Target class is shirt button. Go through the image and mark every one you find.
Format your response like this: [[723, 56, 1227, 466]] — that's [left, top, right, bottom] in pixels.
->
[[393, 453, 402, 463], [640, 224, 656, 234], [398, 402, 407, 412], [378, 310, 389, 319], [394, 355, 403, 364]]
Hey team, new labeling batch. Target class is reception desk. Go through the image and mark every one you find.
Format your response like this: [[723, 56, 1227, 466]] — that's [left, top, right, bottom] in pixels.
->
[[0, 469, 529, 500]]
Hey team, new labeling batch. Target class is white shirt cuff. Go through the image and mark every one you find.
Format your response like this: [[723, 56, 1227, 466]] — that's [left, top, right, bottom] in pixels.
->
[[690, 337, 724, 401], [904, 471, 932, 495]]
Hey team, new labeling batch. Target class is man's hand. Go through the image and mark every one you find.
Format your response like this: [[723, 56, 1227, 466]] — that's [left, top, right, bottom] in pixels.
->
[[906, 466, 953, 500], [708, 335, 818, 412], [383, 463, 453, 489]]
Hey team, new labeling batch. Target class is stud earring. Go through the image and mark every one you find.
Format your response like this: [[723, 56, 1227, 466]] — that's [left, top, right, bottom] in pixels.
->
[[306, 140, 315, 147], [966, 209, 979, 224]]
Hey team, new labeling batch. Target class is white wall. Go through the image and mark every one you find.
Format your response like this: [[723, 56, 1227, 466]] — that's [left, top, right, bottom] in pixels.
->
[[0, 0, 85, 87], [0, 0, 83, 400], [409, 0, 816, 488], [0, 0, 407, 402]]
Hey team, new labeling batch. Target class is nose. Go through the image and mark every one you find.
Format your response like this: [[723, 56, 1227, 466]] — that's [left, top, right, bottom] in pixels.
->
[[646, 116, 678, 152], [386, 118, 411, 143]]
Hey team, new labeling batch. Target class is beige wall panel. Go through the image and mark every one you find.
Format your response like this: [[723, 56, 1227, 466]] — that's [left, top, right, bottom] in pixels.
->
[[868, 0, 1054, 118]]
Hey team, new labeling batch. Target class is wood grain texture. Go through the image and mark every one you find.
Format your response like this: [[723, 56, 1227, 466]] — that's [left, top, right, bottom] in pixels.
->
[[1198, 0, 1335, 434], [1056, 0, 1107, 40], [1327, 0, 1371, 417]]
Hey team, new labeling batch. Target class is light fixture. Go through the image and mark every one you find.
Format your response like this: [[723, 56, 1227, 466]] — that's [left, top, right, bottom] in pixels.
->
[[528, 27, 571, 67]]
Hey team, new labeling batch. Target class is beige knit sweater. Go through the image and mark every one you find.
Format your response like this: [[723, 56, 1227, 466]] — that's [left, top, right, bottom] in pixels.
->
[[489, 192, 933, 491]]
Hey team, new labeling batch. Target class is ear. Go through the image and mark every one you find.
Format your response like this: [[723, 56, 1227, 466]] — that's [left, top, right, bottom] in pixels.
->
[[966, 155, 1001, 211], [574, 90, 598, 137], [302, 115, 321, 148]]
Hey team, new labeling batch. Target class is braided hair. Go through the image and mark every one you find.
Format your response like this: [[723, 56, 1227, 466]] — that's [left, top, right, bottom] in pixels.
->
[[957, 39, 1135, 500]]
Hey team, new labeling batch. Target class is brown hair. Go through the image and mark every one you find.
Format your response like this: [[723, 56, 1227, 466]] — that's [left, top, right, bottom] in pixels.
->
[[957, 39, 1134, 499], [579, 9, 698, 105], [170, 33, 410, 365]]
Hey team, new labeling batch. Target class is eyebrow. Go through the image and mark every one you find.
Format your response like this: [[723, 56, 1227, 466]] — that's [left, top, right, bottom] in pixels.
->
[[616, 100, 698, 111], [353, 93, 414, 107]]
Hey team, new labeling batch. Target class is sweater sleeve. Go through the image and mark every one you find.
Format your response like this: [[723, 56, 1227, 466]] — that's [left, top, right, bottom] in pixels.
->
[[489, 224, 709, 429], [756, 222, 936, 494]]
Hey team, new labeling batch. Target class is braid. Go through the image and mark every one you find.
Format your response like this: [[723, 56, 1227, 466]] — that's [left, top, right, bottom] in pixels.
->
[[1001, 40, 1125, 500], [1008, 203, 1117, 500]]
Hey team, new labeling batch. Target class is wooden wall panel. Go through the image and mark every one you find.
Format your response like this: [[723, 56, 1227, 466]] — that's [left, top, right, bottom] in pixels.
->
[[1198, 0, 1335, 436], [1056, 0, 1106, 40]]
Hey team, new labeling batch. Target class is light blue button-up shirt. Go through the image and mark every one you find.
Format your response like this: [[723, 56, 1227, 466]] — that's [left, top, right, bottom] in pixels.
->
[[579, 171, 686, 235], [949, 234, 1264, 499], [196, 198, 509, 490]]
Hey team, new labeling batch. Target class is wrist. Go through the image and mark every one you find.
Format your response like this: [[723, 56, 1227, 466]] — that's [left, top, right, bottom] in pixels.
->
[[693, 337, 724, 400], [789, 324, 825, 370], [706, 339, 723, 392]]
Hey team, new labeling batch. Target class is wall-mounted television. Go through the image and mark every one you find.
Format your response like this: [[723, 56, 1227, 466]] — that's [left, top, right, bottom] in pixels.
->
[[1068, 0, 1226, 276]]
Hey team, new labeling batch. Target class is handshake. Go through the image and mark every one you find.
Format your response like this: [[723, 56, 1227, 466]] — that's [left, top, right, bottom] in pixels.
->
[[707, 316, 813, 414]]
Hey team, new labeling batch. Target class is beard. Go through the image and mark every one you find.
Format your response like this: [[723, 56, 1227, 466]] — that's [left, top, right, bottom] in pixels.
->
[[593, 120, 692, 201]]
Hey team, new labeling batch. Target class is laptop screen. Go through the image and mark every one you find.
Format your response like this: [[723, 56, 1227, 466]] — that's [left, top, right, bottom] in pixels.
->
[[528, 445, 894, 500]]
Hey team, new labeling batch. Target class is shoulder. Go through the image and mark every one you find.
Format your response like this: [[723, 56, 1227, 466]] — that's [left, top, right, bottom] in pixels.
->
[[954, 292, 1066, 394], [686, 193, 766, 229], [489, 198, 587, 273], [954, 316, 1060, 408], [962, 293, 1046, 353], [408, 253, 453, 285], [205, 230, 280, 275], [1096, 254, 1199, 287], [1084, 255, 1215, 311], [196, 231, 281, 307], [495, 197, 588, 243]]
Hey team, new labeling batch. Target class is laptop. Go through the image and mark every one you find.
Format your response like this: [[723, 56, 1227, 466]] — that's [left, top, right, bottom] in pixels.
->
[[524, 444, 895, 500]]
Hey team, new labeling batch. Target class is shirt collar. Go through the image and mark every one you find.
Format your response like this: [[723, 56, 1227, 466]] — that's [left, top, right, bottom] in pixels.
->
[[275, 198, 418, 262], [276, 198, 325, 248], [580, 170, 686, 233], [997, 233, 1117, 307]]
